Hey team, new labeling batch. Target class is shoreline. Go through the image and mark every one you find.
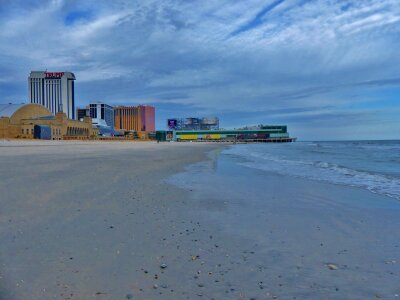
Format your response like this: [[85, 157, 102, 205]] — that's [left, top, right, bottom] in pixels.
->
[[169, 148, 400, 299]]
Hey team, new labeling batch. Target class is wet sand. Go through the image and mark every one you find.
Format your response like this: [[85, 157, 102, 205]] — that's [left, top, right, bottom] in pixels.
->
[[170, 149, 400, 300], [1, 141, 399, 299]]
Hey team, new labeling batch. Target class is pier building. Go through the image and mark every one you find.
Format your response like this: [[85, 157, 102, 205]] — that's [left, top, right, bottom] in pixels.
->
[[156, 126, 294, 142]]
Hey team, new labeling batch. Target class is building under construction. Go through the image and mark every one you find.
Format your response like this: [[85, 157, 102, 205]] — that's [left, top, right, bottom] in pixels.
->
[[167, 117, 219, 131]]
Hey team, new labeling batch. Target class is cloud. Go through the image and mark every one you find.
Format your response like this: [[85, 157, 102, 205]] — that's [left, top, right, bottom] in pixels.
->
[[0, 0, 399, 138]]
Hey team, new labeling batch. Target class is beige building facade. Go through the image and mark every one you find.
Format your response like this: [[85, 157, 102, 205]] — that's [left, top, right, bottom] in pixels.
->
[[0, 103, 95, 139]]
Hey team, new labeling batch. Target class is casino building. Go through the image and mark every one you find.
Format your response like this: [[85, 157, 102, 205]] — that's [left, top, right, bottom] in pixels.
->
[[89, 102, 114, 129], [114, 105, 155, 132], [28, 71, 76, 119], [157, 117, 295, 142], [0, 103, 94, 139]]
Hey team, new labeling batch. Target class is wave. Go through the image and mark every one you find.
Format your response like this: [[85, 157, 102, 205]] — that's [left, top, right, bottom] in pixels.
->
[[224, 146, 400, 200], [302, 141, 400, 151]]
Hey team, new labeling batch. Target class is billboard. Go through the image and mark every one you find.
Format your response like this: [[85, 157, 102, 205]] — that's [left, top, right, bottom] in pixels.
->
[[167, 117, 219, 130], [167, 119, 177, 129], [201, 117, 218, 125]]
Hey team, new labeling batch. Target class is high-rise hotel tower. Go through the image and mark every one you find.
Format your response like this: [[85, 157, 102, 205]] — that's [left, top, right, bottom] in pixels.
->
[[28, 71, 76, 119], [114, 105, 155, 132]]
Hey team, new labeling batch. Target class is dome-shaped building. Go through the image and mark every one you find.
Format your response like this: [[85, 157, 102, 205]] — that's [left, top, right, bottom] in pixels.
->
[[0, 103, 94, 139]]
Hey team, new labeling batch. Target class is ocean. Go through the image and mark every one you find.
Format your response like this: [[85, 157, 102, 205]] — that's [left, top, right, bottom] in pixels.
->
[[223, 140, 400, 200], [168, 140, 400, 234], [168, 140, 400, 241]]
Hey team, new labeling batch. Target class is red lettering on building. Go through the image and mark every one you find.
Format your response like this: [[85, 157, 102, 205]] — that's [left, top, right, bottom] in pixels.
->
[[45, 72, 65, 78]]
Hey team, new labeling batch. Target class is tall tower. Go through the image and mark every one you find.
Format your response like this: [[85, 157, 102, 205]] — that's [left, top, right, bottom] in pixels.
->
[[28, 71, 76, 119]]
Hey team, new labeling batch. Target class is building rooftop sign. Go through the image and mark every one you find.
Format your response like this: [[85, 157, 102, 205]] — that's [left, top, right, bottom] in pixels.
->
[[45, 72, 65, 78]]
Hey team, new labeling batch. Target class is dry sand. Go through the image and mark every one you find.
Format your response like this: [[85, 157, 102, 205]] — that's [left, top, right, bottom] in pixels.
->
[[0, 141, 223, 299]]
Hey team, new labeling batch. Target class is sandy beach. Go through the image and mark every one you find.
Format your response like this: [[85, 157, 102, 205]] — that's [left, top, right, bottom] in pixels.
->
[[1, 141, 399, 300], [0, 141, 222, 299]]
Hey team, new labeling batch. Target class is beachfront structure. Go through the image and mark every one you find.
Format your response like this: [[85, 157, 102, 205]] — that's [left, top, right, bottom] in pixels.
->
[[0, 103, 94, 140], [114, 105, 155, 132], [89, 102, 114, 128], [76, 106, 89, 120], [28, 71, 76, 119], [87, 102, 115, 136], [167, 117, 219, 131], [156, 126, 294, 142]]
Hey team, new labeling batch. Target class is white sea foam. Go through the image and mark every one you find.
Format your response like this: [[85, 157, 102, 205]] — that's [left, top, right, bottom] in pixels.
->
[[224, 142, 400, 200]]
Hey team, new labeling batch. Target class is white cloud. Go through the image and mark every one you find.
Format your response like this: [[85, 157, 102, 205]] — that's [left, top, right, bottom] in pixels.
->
[[65, 11, 133, 41], [0, 0, 399, 137]]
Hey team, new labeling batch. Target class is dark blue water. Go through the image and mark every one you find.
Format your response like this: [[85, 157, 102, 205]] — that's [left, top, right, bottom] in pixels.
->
[[223, 140, 400, 200]]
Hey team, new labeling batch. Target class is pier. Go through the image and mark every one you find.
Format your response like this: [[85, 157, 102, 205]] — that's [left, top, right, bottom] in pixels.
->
[[176, 137, 296, 143]]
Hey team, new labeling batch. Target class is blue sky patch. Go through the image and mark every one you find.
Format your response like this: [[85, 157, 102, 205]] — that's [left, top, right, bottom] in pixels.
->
[[64, 10, 93, 26], [230, 0, 285, 36]]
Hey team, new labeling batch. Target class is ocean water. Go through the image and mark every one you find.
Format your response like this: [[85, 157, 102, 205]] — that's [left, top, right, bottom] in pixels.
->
[[223, 140, 400, 200]]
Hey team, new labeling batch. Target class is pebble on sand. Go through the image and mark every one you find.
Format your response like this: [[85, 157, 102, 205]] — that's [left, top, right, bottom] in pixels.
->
[[327, 263, 338, 270], [160, 263, 167, 269]]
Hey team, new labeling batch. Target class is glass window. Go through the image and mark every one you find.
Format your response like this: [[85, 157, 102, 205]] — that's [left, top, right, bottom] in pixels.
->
[[90, 108, 97, 118]]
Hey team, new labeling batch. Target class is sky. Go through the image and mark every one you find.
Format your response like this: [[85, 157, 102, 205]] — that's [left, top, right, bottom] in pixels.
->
[[0, 0, 399, 140]]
